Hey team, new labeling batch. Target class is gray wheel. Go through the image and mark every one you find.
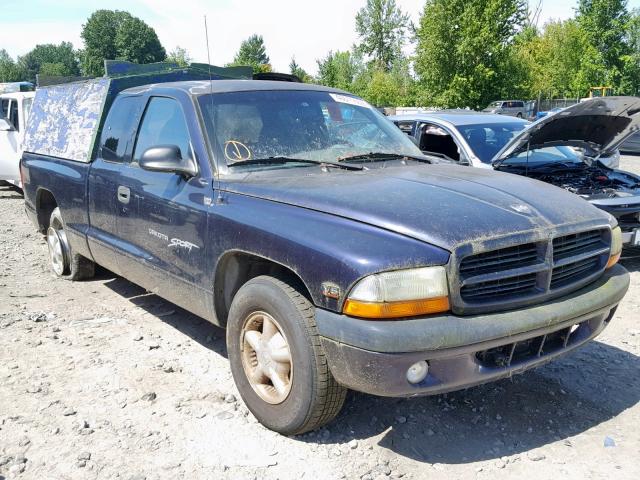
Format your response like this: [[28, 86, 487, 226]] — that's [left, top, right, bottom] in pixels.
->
[[241, 311, 293, 404], [46, 225, 67, 276], [47, 207, 95, 280], [227, 275, 347, 435]]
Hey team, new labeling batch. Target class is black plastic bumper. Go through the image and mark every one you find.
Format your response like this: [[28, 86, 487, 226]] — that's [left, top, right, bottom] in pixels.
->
[[316, 264, 630, 397]]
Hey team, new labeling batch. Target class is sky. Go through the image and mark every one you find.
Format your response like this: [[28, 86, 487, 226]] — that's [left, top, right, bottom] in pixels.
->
[[1, 0, 639, 75]]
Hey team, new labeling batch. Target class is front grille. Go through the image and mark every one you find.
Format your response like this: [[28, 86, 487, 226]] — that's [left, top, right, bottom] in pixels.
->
[[551, 257, 600, 289], [475, 320, 587, 368], [461, 273, 538, 300], [553, 230, 603, 261], [456, 229, 609, 308], [460, 243, 539, 277]]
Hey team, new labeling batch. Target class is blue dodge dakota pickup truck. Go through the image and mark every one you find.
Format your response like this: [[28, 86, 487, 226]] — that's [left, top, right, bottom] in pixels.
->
[[21, 71, 630, 434]]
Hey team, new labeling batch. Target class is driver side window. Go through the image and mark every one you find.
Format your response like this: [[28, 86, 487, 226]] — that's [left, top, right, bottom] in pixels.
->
[[419, 123, 460, 161], [133, 97, 192, 163]]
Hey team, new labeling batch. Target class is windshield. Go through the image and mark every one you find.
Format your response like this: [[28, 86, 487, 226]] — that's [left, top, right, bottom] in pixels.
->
[[198, 90, 421, 168], [457, 122, 527, 163], [486, 101, 502, 108], [497, 146, 583, 165]]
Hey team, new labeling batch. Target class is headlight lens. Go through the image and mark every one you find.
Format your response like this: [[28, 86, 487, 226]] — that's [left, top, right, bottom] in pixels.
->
[[343, 266, 450, 319], [607, 226, 622, 269]]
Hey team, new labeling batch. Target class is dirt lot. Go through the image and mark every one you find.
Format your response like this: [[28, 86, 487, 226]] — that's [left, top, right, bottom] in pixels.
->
[[1, 158, 639, 480]]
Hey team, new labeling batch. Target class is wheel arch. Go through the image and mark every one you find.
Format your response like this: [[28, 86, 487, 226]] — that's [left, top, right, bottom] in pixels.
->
[[35, 188, 58, 233], [213, 249, 314, 327]]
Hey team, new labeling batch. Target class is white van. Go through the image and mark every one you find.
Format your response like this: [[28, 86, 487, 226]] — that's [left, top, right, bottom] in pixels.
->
[[0, 91, 35, 188]]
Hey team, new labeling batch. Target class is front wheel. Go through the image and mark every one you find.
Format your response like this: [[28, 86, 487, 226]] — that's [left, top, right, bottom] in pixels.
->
[[46, 207, 95, 280], [226, 275, 347, 435]]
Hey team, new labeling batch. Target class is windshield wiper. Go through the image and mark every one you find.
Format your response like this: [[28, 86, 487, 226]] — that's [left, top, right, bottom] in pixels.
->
[[229, 156, 363, 171], [337, 152, 432, 164]]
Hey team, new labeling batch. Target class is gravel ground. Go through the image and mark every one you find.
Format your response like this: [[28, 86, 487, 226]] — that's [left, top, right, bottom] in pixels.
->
[[1, 158, 639, 480]]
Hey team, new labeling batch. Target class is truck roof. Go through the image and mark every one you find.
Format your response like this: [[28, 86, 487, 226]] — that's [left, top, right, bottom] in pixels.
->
[[0, 91, 36, 100], [121, 80, 346, 97], [389, 112, 529, 126]]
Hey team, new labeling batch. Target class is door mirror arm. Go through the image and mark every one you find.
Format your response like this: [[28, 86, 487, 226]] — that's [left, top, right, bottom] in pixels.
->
[[139, 145, 197, 178], [458, 156, 471, 166]]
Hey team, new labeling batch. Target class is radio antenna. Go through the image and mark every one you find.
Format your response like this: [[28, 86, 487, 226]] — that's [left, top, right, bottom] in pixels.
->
[[204, 15, 223, 204]]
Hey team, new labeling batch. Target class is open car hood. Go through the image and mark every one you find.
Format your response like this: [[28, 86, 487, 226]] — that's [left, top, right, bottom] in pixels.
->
[[492, 96, 640, 166]]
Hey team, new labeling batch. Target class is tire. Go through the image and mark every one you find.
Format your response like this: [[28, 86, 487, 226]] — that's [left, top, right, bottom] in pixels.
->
[[46, 207, 95, 281], [516, 113, 523, 118], [226, 275, 347, 435]]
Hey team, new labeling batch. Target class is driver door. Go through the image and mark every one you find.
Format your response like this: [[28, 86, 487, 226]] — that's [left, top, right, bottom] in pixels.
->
[[0, 98, 21, 183], [418, 123, 466, 164], [116, 95, 212, 317]]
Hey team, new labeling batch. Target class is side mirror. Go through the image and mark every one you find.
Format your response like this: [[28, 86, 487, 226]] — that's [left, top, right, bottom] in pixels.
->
[[0, 117, 15, 131], [139, 145, 197, 178]]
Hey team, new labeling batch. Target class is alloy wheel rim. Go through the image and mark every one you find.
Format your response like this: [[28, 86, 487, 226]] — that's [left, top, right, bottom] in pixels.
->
[[240, 311, 293, 404], [47, 227, 65, 276]]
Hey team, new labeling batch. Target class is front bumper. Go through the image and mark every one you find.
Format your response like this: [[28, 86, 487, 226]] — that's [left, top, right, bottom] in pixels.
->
[[316, 264, 630, 397]]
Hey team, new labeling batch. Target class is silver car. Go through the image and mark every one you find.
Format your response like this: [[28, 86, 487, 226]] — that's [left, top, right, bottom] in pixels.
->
[[389, 102, 638, 245], [483, 100, 526, 118]]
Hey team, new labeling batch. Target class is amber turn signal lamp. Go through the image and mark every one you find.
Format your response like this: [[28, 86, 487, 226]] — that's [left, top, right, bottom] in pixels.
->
[[343, 296, 450, 319]]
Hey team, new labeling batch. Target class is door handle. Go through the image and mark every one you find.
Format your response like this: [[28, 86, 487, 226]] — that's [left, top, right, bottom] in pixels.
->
[[117, 186, 130, 204]]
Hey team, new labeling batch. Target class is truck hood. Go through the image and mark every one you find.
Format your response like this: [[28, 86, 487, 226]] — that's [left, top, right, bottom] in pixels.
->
[[223, 164, 611, 251], [492, 96, 640, 166]]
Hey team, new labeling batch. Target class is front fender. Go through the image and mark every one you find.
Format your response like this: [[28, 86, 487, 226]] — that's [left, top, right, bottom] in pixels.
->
[[211, 192, 450, 311]]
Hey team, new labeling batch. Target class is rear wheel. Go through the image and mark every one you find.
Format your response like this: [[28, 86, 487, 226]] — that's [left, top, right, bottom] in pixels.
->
[[47, 207, 95, 280], [226, 275, 347, 435]]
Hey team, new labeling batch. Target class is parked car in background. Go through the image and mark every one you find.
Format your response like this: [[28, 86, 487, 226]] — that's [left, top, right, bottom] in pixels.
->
[[21, 67, 629, 435], [482, 100, 526, 118], [390, 98, 639, 244], [535, 106, 565, 120], [0, 91, 35, 188]]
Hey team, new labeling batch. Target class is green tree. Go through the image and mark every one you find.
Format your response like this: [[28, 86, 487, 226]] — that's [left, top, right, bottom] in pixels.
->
[[0, 49, 26, 82], [18, 42, 80, 83], [577, 0, 630, 85], [228, 35, 270, 73], [167, 46, 191, 67], [316, 50, 361, 90], [363, 70, 399, 106], [535, 20, 605, 98], [81, 10, 166, 76], [289, 57, 310, 82], [115, 15, 166, 65], [81, 10, 124, 76], [619, 9, 640, 95], [355, 0, 411, 71], [415, 0, 528, 108]]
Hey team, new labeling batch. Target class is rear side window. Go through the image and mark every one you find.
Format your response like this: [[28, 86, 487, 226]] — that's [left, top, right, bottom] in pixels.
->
[[9, 100, 19, 130], [22, 97, 33, 130], [100, 96, 142, 163], [133, 97, 192, 163]]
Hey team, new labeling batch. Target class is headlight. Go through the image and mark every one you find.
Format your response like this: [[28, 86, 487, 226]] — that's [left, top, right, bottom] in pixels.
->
[[343, 266, 450, 319], [607, 226, 622, 269]]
